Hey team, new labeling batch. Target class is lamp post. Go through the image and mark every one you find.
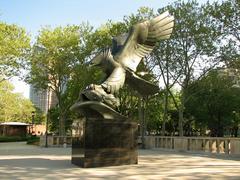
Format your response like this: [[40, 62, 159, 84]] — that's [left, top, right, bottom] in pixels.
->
[[31, 111, 35, 135]]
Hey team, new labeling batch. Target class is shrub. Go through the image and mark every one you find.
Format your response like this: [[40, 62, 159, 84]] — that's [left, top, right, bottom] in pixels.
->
[[0, 136, 27, 142], [26, 136, 40, 145]]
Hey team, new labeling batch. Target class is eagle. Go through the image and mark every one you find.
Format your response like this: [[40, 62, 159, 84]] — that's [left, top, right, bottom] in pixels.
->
[[80, 11, 174, 108]]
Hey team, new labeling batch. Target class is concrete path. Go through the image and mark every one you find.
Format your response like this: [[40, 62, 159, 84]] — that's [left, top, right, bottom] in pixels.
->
[[0, 142, 240, 180]]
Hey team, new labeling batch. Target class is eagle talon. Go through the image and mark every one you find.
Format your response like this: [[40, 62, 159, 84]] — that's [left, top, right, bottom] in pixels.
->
[[79, 84, 119, 109]]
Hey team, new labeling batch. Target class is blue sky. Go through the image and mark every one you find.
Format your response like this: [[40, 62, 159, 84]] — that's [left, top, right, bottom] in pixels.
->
[[0, 0, 179, 37], [0, 0, 211, 98]]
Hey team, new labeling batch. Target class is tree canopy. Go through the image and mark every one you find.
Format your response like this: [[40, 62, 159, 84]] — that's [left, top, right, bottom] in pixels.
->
[[0, 81, 35, 123], [0, 22, 30, 82], [185, 70, 240, 136]]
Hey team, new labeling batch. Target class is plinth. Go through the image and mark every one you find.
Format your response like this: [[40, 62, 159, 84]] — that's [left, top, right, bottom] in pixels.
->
[[71, 118, 138, 168]]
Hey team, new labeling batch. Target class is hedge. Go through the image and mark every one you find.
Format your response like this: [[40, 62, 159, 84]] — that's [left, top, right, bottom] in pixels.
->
[[0, 136, 27, 142]]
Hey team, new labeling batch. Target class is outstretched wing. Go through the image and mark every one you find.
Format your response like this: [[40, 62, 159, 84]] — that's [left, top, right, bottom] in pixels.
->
[[114, 11, 174, 72], [125, 69, 159, 97]]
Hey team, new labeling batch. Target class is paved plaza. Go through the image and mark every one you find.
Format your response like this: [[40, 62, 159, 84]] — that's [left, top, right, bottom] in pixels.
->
[[0, 142, 240, 179]]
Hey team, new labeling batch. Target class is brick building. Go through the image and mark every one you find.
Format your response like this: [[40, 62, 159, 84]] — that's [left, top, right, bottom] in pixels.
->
[[0, 122, 29, 136]]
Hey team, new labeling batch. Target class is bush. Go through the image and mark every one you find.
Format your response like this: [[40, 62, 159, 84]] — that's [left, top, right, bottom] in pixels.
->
[[0, 136, 27, 142], [26, 136, 40, 145]]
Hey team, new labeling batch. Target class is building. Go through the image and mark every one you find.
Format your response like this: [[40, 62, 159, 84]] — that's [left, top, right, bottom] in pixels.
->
[[0, 122, 29, 136], [30, 86, 57, 114]]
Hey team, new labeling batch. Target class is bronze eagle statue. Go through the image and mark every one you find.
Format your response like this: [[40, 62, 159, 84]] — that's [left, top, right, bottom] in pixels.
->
[[78, 11, 174, 110]]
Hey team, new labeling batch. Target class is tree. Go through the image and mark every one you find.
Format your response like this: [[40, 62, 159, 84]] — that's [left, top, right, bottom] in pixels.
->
[[206, 0, 240, 82], [28, 24, 93, 136], [149, 0, 221, 136], [185, 70, 240, 137], [206, 0, 239, 42], [0, 22, 30, 81], [33, 107, 46, 125], [151, 41, 180, 135], [0, 81, 35, 123]]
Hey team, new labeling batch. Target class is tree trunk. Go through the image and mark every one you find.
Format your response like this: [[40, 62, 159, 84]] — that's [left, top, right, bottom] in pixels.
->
[[217, 113, 224, 137], [138, 97, 145, 149], [178, 91, 184, 137], [161, 90, 168, 136], [59, 113, 66, 136], [234, 126, 239, 137], [178, 104, 184, 136], [56, 90, 66, 136]]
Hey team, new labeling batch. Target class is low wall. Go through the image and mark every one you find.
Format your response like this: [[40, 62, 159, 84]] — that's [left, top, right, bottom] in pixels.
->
[[40, 135, 240, 155], [40, 135, 73, 147], [144, 136, 240, 155]]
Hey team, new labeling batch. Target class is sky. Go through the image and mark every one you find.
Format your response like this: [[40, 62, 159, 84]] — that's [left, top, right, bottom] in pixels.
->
[[0, 0, 211, 98]]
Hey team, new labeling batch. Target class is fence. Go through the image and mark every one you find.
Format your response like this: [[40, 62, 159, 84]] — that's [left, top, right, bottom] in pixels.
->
[[144, 136, 240, 155]]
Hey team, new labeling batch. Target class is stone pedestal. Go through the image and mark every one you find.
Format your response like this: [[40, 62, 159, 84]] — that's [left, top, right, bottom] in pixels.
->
[[72, 118, 138, 168]]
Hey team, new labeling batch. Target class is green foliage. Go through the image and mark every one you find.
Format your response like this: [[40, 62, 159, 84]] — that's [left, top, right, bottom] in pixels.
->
[[29, 24, 93, 90], [48, 106, 73, 135], [0, 135, 39, 144], [90, 21, 127, 50], [0, 22, 30, 81], [48, 107, 59, 134], [26, 136, 40, 145], [0, 136, 27, 142], [148, 0, 224, 136], [123, 7, 154, 27], [145, 94, 163, 134], [28, 24, 94, 135], [118, 86, 139, 118], [146, 91, 180, 135], [33, 107, 46, 124], [205, 0, 239, 41], [0, 81, 35, 123], [185, 70, 240, 136], [207, 0, 240, 79]]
